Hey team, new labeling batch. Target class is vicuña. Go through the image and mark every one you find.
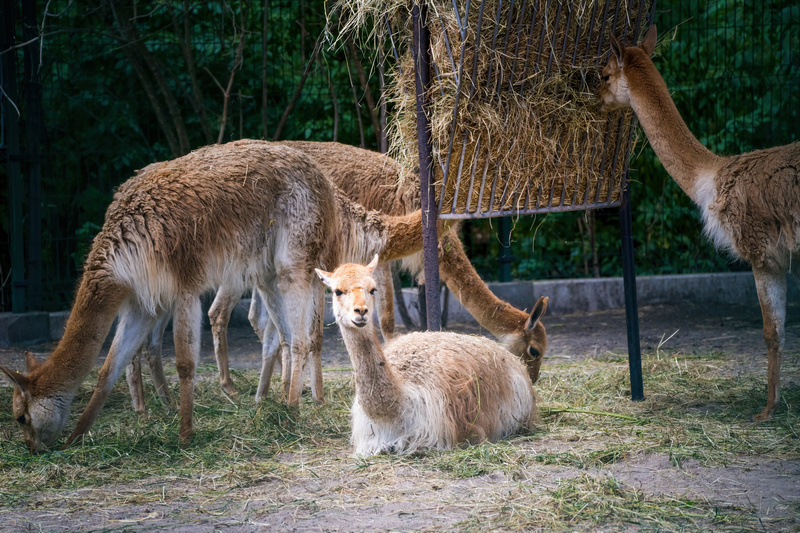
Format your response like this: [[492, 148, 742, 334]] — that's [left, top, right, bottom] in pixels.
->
[[600, 26, 800, 420], [316, 255, 537, 455], [127, 142, 549, 411], [0, 140, 436, 452]]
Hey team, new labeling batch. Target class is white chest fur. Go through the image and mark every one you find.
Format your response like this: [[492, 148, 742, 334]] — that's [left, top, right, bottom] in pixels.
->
[[692, 175, 739, 258]]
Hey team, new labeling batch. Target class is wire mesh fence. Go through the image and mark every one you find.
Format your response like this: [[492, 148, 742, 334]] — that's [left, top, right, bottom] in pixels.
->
[[1, 0, 798, 311]]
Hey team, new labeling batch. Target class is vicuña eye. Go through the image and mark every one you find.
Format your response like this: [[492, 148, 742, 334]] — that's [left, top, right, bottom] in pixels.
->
[[334, 289, 343, 296], [16, 415, 26, 425], [369, 288, 377, 295], [528, 347, 541, 359]]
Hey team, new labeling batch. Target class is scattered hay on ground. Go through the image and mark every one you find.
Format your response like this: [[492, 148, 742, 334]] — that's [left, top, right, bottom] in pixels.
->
[[1, 349, 798, 531]]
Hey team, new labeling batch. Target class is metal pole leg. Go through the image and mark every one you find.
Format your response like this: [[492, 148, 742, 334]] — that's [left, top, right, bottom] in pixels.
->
[[619, 184, 644, 401], [413, 2, 441, 332]]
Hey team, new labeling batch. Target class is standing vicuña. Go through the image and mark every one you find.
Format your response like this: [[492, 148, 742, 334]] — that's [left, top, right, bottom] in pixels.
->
[[128, 142, 549, 413], [316, 256, 537, 456], [283, 142, 548, 384], [600, 26, 800, 420], [0, 141, 432, 452]]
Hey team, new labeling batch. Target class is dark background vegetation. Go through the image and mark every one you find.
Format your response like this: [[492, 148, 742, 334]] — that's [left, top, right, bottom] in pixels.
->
[[1, 0, 798, 312]]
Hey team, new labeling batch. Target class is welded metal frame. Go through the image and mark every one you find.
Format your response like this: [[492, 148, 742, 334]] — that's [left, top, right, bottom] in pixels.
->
[[409, 0, 655, 400]]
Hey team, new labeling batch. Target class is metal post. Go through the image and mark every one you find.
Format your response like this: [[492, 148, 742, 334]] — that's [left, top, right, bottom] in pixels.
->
[[1, 0, 26, 313], [412, 2, 441, 331], [619, 180, 643, 401], [498, 216, 513, 282]]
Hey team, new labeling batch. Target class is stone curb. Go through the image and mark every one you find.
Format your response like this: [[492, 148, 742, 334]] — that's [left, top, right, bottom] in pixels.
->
[[2, 272, 793, 347]]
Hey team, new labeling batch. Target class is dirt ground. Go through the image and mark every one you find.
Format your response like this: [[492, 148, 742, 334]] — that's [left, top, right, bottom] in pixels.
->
[[1, 300, 799, 531]]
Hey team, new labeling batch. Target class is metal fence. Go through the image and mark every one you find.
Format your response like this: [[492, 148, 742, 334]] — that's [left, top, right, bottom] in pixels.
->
[[1, 0, 798, 313]]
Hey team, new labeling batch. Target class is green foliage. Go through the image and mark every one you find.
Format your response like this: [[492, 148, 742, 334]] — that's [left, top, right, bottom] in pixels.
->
[[1, 0, 797, 310]]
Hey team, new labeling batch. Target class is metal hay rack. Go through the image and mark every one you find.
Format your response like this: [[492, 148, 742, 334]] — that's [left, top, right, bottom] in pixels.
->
[[373, 0, 658, 399]]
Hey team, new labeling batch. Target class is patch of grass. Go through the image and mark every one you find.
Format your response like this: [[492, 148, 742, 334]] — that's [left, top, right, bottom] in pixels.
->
[[0, 368, 353, 505], [1, 348, 797, 530]]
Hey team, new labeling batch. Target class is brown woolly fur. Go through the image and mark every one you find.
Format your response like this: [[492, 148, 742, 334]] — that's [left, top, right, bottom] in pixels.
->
[[1, 140, 340, 453], [317, 257, 536, 456], [333, 0, 650, 214], [599, 26, 800, 420], [280, 141, 420, 215], [126, 141, 549, 415]]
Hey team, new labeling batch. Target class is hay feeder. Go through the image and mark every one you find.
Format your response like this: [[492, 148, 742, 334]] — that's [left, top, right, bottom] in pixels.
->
[[341, 0, 656, 399]]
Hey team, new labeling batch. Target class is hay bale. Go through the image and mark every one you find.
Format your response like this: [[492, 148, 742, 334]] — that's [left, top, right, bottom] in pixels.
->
[[335, 0, 650, 216]]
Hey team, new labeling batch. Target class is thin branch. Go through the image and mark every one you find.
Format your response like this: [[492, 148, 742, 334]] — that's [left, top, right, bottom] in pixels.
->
[[378, 46, 388, 153], [261, 0, 269, 138], [174, 0, 213, 144], [327, 67, 339, 142], [270, 28, 324, 141], [215, 4, 248, 144], [351, 81, 365, 148]]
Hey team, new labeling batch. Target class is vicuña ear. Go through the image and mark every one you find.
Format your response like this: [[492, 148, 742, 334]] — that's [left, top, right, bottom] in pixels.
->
[[0, 363, 29, 392], [609, 33, 624, 65], [525, 296, 549, 331], [640, 25, 657, 57], [366, 254, 380, 272], [24, 351, 44, 372], [315, 268, 333, 288]]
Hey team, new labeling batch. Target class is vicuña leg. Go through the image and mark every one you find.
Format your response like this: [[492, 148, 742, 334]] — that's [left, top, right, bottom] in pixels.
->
[[208, 286, 240, 397], [752, 266, 787, 421], [248, 288, 325, 403], [126, 310, 172, 413], [65, 303, 156, 448], [142, 311, 173, 407], [308, 286, 325, 404], [373, 261, 395, 341], [173, 293, 201, 445], [248, 290, 269, 342], [126, 350, 146, 414], [255, 321, 282, 402]]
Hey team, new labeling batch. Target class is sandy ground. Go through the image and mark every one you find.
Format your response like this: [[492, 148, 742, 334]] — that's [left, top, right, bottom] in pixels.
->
[[1, 300, 799, 531]]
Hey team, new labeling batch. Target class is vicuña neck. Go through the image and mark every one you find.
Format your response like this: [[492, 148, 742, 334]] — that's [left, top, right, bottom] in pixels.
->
[[438, 233, 527, 336], [35, 270, 128, 393], [339, 326, 404, 421], [628, 59, 722, 201], [335, 188, 450, 264]]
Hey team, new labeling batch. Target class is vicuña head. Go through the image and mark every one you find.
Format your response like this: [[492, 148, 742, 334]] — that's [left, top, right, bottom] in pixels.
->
[[1, 352, 73, 454], [598, 25, 658, 113], [437, 232, 548, 383], [316, 256, 537, 456]]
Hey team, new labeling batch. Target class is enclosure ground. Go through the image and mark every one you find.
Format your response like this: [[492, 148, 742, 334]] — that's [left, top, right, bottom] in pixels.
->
[[1, 301, 798, 532]]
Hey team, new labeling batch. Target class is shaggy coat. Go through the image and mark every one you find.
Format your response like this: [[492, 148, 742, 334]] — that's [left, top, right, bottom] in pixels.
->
[[1, 140, 337, 452], [599, 26, 800, 420], [127, 141, 549, 411], [317, 258, 536, 456]]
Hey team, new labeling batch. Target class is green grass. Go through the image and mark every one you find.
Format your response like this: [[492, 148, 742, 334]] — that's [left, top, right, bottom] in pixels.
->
[[0, 350, 798, 531]]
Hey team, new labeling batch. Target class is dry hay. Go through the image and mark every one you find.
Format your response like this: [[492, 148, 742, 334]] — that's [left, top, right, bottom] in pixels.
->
[[334, 0, 650, 216]]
